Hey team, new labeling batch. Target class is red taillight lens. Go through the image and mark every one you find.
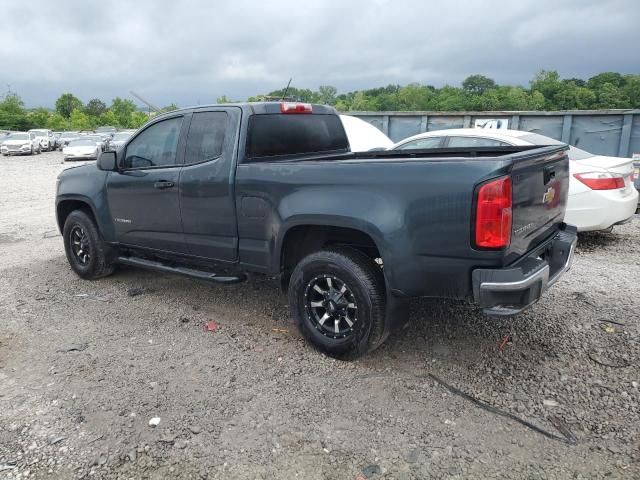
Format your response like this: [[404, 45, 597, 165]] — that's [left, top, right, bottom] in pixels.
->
[[573, 172, 625, 190], [280, 102, 312, 114], [475, 176, 512, 249]]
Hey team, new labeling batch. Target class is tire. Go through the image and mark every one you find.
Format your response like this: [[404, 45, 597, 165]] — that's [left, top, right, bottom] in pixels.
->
[[288, 247, 387, 359], [30, 146, 34, 155], [63, 210, 116, 280]]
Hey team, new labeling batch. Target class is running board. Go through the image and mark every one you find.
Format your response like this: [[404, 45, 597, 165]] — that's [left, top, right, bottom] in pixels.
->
[[117, 256, 247, 284]]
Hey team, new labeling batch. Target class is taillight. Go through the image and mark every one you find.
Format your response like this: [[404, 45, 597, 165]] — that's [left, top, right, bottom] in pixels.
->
[[573, 172, 625, 190], [280, 102, 312, 114], [475, 176, 512, 249]]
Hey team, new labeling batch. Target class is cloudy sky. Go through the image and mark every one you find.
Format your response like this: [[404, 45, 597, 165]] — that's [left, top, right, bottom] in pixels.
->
[[1, 0, 638, 108]]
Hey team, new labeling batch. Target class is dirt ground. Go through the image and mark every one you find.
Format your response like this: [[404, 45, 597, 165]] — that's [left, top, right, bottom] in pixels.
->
[[0, 152, 639, 479]]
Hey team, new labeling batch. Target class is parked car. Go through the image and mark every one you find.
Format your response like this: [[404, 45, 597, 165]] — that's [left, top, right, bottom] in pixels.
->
[[56, 102, 576, 358], [29, 129, 56, 151], [108, 131, 135, 151], [633, 156, 640, 210], [1, 132, 41, 155], [339, 115, 393, 151], [392, 129, 638, 232], [95, 126, 117, 138], [58, 132, 82, 149], [62, 138, 100, 161], [84, 134, 108, 152]]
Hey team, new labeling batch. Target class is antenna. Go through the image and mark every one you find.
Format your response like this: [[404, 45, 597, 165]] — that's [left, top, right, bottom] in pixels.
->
[[281, 78, 292, 100], [130, 91, 160, 114]]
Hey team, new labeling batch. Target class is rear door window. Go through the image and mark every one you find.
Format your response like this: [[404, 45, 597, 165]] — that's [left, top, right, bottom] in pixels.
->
[[246, 114, 349, 160], [396, 137, 443, 150], [447, 136, 511, 147], [184, 112, 227, 164]]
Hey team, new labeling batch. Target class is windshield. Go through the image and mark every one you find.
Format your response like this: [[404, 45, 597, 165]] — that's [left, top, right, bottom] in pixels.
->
[[31, 130, 47, 136], [9, 133, 29, 140], [246, 114, 349, 160], [61, 132, 78, 138], [68, 139, 95, 147]]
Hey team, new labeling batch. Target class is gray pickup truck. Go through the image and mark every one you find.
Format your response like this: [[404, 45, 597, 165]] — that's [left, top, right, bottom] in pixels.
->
[[56, 102, 577, 358]]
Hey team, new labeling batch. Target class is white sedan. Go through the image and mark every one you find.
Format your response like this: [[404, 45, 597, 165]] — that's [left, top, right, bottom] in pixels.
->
[[392, 128, 638, 232], [63, 138, 100, 161]]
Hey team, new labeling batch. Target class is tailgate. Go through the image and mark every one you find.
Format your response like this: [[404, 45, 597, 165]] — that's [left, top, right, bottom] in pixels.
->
[[509, 146, 570, 257]]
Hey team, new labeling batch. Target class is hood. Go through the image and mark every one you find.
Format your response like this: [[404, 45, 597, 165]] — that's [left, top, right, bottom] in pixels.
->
[[573, 154, 634, 175], [3, 139, 30, 145]]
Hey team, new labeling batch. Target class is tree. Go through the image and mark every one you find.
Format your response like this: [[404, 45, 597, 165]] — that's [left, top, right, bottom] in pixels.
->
[[587, 72, 624, 90], [552, 82, 596, 109], [160, 104, 178, 113], [110, 97, 137, 127], [0, 93, 33, 130], [622, 74, 640, 108], [530, 70, 563, 108], [29, 108, 51, 128], [47, 113, 69, 131], [98, 110, 118, 127], [69, 108, 92, 130], [84, 98, 107, 117], [129, 111, 150, 129], [318, 85, 337, 105], [217, 95, 230, 104], [594, 82, 629, 109], [462, 74, 497, 95], [55, 93, 83, 119]]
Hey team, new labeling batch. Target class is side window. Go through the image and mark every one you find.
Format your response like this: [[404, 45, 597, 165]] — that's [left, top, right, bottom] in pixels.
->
[[397, 137, 442, 150], [447, 136, 510, 147], [185, 112, 227, 164], [124, 116, 183, 169]]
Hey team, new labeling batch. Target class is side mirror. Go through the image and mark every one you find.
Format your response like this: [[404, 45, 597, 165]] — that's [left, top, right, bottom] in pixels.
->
[[97, 151, 117, 171]]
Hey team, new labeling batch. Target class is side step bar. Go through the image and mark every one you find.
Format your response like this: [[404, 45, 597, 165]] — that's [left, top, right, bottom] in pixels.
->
[[117, 256, 247, 285]]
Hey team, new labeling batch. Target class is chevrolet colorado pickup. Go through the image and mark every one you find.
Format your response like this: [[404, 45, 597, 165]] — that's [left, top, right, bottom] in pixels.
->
[[56, 102, 577, 358]]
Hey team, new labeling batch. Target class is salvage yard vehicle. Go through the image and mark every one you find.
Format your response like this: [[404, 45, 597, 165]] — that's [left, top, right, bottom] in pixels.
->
[[58, 131, 81, 148], [339, 114, 393, 151], [62, 138, 100, 161], [107, 131, 135, 151], [29, 129, 56, 151], [1, 131, 41, 155], [392, 129, 638, 232], [56, 102, 577, 358]]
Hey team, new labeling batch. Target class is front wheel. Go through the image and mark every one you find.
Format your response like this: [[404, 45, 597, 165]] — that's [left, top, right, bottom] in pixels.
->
[[63, 210, 116, 280], [288, 247, 387, 359]]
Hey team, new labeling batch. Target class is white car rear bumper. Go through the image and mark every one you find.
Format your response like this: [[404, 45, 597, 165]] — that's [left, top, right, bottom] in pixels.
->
[[565, 187, 639, 232]]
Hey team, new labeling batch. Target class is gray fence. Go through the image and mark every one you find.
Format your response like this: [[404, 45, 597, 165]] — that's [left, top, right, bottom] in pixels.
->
[[347, 109, 640, 158]]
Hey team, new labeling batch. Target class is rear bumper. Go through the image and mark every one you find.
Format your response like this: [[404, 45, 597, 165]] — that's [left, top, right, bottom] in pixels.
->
[[472, 225, 577, 316]]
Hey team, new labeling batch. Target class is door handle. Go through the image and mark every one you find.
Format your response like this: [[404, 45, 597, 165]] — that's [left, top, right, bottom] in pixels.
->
[[154, 181, 175, 189]]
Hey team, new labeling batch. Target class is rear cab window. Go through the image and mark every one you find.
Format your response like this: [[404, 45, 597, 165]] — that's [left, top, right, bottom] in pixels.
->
[[245, 114, 349, 161]]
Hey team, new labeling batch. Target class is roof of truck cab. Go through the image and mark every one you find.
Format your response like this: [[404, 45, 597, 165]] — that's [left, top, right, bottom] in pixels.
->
[[164, 102, 338, 116]]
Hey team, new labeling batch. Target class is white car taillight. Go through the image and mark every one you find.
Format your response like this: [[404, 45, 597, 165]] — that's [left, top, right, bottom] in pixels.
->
[[573, 172, 625, 190]]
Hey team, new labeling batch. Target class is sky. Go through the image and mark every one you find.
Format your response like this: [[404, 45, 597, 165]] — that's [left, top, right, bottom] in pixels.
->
[[1, 0, 638, 108]]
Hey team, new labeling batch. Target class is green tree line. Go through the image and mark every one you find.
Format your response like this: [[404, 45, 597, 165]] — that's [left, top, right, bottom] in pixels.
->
[[2, 70, 638, 131], [0, 92, 178, 131], [240, 70, 640, 111]]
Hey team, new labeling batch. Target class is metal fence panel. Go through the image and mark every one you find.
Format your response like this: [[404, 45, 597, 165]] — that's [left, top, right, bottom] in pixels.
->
[[347, 110, 640, 157]]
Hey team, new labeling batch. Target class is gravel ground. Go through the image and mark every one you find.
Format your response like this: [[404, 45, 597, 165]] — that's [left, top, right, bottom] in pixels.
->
[[0, 152, 639, 479]]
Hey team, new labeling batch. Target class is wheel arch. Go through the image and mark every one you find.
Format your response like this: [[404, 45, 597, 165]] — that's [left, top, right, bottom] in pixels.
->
[[56, 197, 99, 234]]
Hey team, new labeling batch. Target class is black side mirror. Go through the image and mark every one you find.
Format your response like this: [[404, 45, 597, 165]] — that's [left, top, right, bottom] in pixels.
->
[[97, 151, 117, 171]]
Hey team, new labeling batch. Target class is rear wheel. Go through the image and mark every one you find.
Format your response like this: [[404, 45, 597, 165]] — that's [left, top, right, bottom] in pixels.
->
[[288, 247, 387, 359], [63, 210, 116, 280]]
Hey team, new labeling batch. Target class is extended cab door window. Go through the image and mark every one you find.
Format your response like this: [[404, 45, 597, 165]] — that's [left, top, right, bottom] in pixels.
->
[[396, 137, 443, 149], [123, 116, 183, 169], [184, 112, 226, 165], [446, 136, 511, 148]]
